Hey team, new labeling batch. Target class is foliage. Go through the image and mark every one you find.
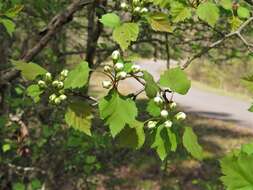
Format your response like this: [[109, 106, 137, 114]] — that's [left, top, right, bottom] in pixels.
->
[[1, 0, 253, 189], [220, 142, 253, 190]]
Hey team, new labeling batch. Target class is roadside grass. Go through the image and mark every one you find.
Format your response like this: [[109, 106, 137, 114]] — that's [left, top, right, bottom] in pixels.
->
[[187, 59, 253, 101], [89, 67, 253, 190]]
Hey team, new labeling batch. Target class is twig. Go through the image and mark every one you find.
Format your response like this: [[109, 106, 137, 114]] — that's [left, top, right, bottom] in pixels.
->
[[182, 16, 253, 69], [1, 0, 94, 84]]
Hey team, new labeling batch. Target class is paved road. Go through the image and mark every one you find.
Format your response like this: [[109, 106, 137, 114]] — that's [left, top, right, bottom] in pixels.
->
[[123, 59, 253, 128]]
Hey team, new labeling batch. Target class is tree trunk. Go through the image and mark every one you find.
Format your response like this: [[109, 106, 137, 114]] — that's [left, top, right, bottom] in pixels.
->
[[85, 0, 106, 68], [0, 26, 12, 115]]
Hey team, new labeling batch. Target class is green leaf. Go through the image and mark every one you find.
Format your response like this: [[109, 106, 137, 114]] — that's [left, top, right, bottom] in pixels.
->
[[237, 7, 250, 19], [2, 144, 11, 152], [151, 125, 170, 160], [116, 120, 145, 149], [150, 0, 170, 7], [113, 23, 139, 50], [5, 5, 24, 18], [12, 60, 47, 80], [147, 12, 174, 32], [170, 2, 192, 23], [0, 18, 15, 36], [99, 90, 138, 137], [64, 61, 90, 89], [160, 67, 191, 95], [31, 179, 42, 190], [99, 13, 121, 28], [230, 16, 243, 32], [142, 71, 159, 98], [65, 100, 93, 136], [220, 0, 232, 10], [248, 105, 253, 112], [196, 2, 220, 27], [146, 99, 161, 117], [13, 183, 25, 190], [167, 128, 177, 152], [220, 153, 253, 190], [27, 85, 43, 103], [183, 127, 203, 160], [241, 141, 253, 155]]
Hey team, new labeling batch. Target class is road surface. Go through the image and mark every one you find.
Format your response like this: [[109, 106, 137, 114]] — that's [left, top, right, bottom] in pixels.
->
[[123, 59, 253, 128]]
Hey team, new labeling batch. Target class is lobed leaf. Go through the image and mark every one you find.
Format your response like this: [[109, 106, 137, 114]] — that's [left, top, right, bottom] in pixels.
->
[[65, 100, 93, 136], [12, 60, 47, 80], [160, 67, 191, 95], [64, 61, 90, 89]]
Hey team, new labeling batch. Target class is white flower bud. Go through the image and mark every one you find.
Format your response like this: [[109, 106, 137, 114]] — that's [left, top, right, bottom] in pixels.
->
[[57, 81, 64, 89], [111, 50, 120, 60], [114, 62, 124, 71], [147, 121, 157, 129], [59, 94, 67, 101], [154, 96, 163, 105], [60, 69, 69, 78], [120, 2, 128, 9], [45, 72, 52, 82], [134, 6, 141, 12], [49, 94, 57, 101], [131, 64, 141, 73], [169, 102, 177, 109], [104, 65, 112, 72], [54, 97, 61, 105], [160, 109, 169, 118], [102, 80, 112, 89], [38, 80, 46, 88], [164, 120, 173, 128], [52, 80, 59, 87], [140, 7, 148, 13], [117, 71, 127, 80], [175, 112, 186, 120]]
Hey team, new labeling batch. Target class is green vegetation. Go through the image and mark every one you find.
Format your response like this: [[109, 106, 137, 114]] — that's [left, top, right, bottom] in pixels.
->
[[0, 0, 253, 189]]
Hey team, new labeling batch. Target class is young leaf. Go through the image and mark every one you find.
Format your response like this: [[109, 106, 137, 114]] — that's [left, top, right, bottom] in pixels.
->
[[116, 120, 145, 149], [146, 99, 161, 117], [220, 153, 253, 190], [13, 183, 25, 190], [183, 127, 203, 160], [167, 128, 177, 152], [113, 23, 139, 50], [65, 100, 93, 136], [170, 2, 192, 23], [160, 67, 191, 95], [142, 71, 159, 98], [230, 16, 242, 31], [220, 0, 232, 10], [12, 60, 47, 80], [151, 0, 170, 7], [99, 90, 138, 137], [0, 18, 15, 36], [147, 12, 174, 32], [151, 125, 170, 160], [237, 7, 250, 19], [196, 2, 220, 27], [100, 13, 121, 28], [64, 61, 90, 89], [27, 85, 43, 103]]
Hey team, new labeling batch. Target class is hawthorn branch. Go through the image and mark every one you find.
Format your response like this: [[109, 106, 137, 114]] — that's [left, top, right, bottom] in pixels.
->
[[0, 0, 93, 84], [182, 16, 253, 69]]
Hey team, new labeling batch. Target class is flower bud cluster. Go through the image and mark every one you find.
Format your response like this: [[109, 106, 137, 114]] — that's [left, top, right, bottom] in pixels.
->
[[101, 50, 143, 89], [146, 95, 187, 129], [120, 0, 149, 14], [36, 69, 69, 105]]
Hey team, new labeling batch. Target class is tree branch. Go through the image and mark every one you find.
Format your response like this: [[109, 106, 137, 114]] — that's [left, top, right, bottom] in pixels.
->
[[182, 16, 253, 69], [0, 0, 93, 83]]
